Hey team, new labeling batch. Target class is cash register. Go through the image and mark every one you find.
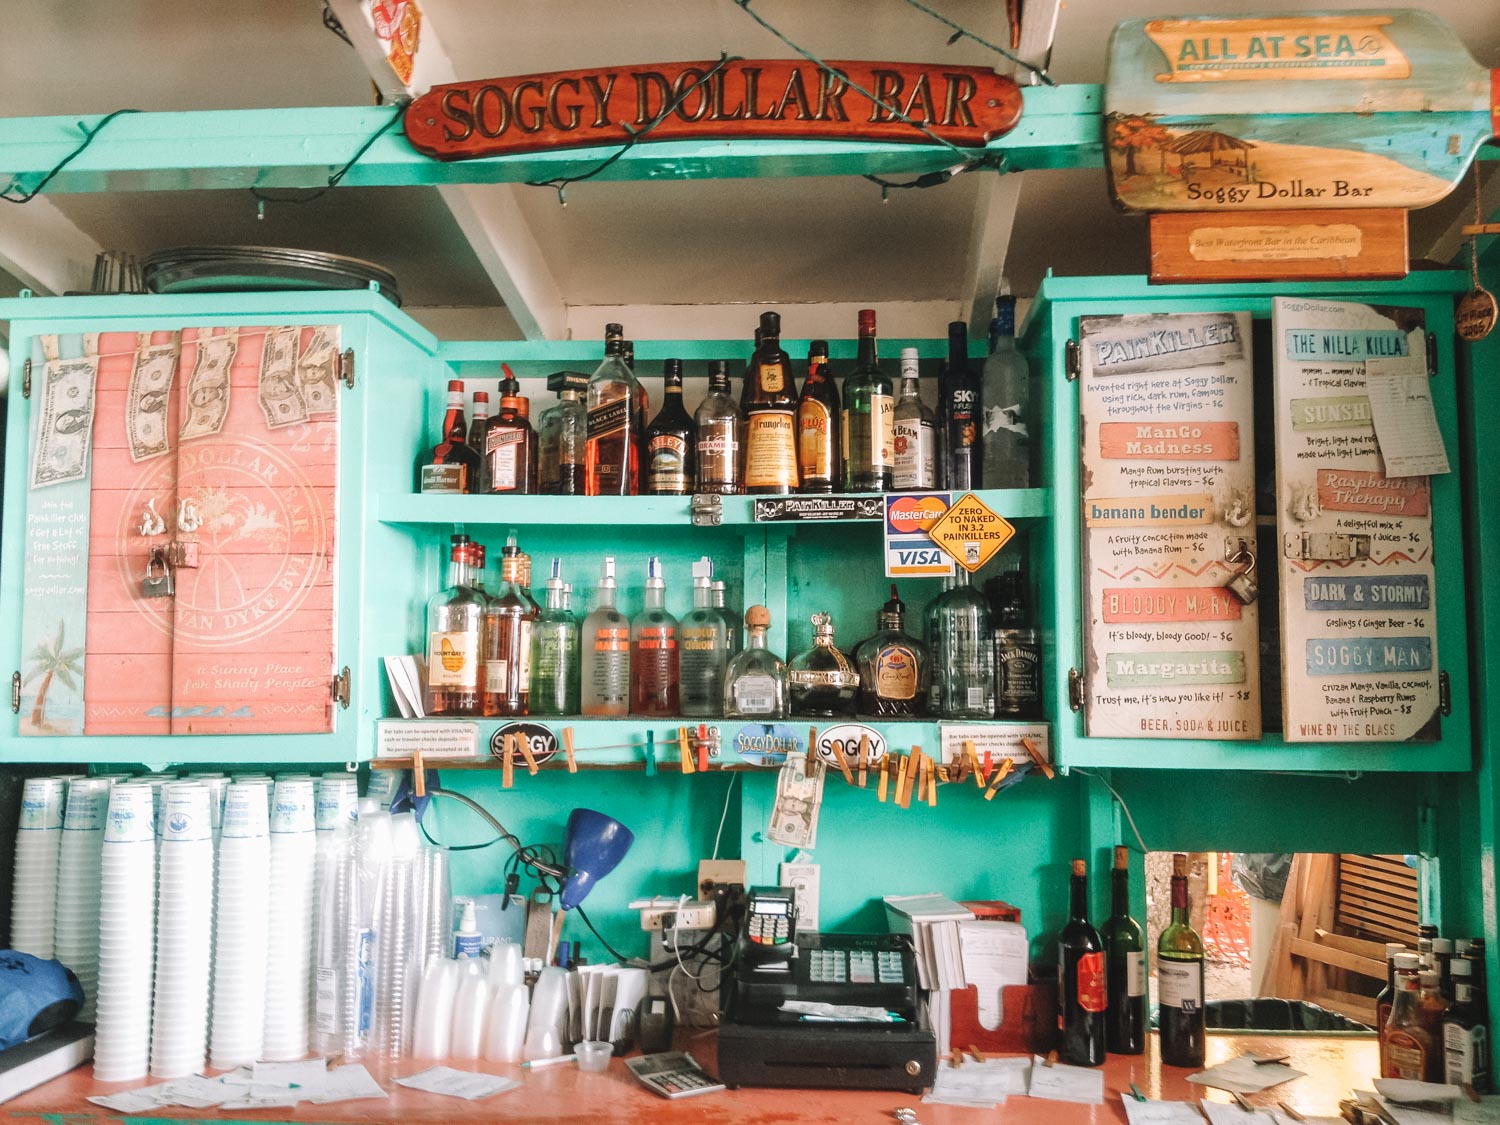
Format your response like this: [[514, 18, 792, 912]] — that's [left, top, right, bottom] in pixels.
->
[[717, 886, 937, 1093]]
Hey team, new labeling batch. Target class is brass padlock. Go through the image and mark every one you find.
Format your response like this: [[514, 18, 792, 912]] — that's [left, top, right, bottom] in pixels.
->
[[1224, 549, 1258, 605], [141, 548, 175, 599], [167, 539, 199, 568]]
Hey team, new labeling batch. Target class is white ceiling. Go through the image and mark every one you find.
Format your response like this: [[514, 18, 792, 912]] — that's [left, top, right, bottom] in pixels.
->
[[3, 0, 1497, 339]]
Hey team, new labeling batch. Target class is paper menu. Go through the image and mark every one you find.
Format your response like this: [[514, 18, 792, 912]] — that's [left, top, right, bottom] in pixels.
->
[[1364, 355, 1450, 478], [957, 919, 1029, 1028]]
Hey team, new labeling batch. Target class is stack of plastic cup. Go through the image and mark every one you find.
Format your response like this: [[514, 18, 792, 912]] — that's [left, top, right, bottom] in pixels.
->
[[55, 777, 112, 1020], [208, 782, 272, 1070], [149, 782, 214, 1078], [262, 777, 316, 1060], [312, 778, 358, 1021], [94, 783, 158, 1081], [416, 845, 451, 967], [11, 777, 66, 958]]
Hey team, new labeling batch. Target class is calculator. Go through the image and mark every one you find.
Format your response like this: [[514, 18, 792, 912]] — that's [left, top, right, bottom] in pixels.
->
[[625, 1051, 726, 1099]]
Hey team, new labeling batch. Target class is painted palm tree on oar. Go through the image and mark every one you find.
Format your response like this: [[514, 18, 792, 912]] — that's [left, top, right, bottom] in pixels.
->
[[24, 620, 84, 730]]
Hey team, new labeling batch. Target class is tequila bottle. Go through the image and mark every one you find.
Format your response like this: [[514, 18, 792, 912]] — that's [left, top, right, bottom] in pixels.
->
[[529, 558, 580, 716], [724, 606, 787, 719], [425, 534, 483, 716], [680, 557, 729, 718], [630, 557, 680, 717], [788, 613, 860, 718], [853, 585, 930, 717], [930, 570, 996, 719], [580, 556, 630, 717]]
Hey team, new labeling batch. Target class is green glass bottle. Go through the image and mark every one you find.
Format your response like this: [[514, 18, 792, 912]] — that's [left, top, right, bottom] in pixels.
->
[[841, 308, 894, 492], [1103, 845, 1145, 1055], [528, 558, 580, 715], [1157, 852, 1206, 1067]]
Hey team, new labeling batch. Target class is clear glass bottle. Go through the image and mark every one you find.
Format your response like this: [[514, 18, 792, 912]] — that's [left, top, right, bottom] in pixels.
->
[[467, 391, 491, 494], [724, 606, 787, 719], [938, 321, 981, 490], [743, 311, 799, 495], [538, 371, 588, 495], [712, 580, 740, 655], [485, 394, 538, 494], [529, 558, 580, 716], [680, 557, 729, 718], [645, 359, 696, 495], [630, 557, 679, 717], [788, 613, 860, 718], [418, 380, 481, 494], [980, 293, 1030, 489], [481, 534, 536, 717], [580, 556, 630, 717], [797, 340, 839, 494], [853, 585, 930, 717], [695, 361, 742, 495], [584, 324, 642, 496], [841, 309, 894, 492], [424, 533, 482, 717], [892, 347, 936, 491], [929, 571, 995, 719], [1158, 852, 1206, 1068]]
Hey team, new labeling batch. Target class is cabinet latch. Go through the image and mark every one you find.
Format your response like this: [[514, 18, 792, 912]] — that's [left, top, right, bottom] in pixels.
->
[[21, 359, 31, 399], [690, 494, 722, 527], [332, 666, 351, 710], [1425, 331, 1438, 378], [1064, 338, 1080, 382], [339, 348, 355, 390], [1283, 531, 1371, 562], [1439, 670, 1451, 717], [1067, 667, 1084, 712], [10, 672, 20, 715]]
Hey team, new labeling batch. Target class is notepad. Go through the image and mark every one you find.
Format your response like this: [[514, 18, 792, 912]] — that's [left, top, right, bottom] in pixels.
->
[[1026, 1056, 1104, 1105], [1187, 1054, 1305, 1094], [1122, 1095, 1206, 1123]]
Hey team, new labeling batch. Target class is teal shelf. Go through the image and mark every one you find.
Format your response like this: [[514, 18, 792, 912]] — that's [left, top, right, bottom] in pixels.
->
[[1055, 730, 1471, 774]]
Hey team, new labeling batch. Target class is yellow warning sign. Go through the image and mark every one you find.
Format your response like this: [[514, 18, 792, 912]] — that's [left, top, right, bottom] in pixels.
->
[[926, 492, 1016, 572]]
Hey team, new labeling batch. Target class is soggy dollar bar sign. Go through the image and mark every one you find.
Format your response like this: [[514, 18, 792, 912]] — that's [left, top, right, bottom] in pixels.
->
[[404, 59, 1024, 160]]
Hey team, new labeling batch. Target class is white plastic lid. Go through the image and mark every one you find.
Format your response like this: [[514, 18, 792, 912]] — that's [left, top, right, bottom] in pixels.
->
[[1394, 953, 1422, 969], [458, 898, 478, 933], [1432, 938, 1454, 954]]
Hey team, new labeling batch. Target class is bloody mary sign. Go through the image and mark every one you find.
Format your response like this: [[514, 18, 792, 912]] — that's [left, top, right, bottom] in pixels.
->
[[404, 59, 1023, 160]]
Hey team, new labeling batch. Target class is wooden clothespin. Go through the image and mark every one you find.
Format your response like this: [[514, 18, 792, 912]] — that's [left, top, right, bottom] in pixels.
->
[[696, 725, 709, 773], [678, 726, 695, 775], [950, 1047, 963, 1068], [644, 731, 657, 777], [967, 1045, 984, 1063], [1277, 1102, 1305, 1122], [411, 749, 426, 797], [833, 742, 854, 787], [1044, 1050, 1058, 1068], [561, 726, 577, 773], [983, 757, 1015, 801], [925, 755, 937, 808], [1021, 736, 1054, 780], [515, 731, 540, 776], [806, 726, 820, 769], [501, 736, 515, 790], [895, 753, 912, 808], [857, 733, 870, 788], [981, 749, 993, 781], [965, 740, 984, 789], [877, 754, 891, 803], [1230, 1091, 1254, 1112]]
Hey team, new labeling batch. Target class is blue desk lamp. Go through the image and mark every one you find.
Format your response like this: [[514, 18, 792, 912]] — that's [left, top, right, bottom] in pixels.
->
[[553, 809, 634, 961]]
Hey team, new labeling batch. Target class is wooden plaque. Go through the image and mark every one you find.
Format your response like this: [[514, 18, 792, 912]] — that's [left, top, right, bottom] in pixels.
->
[[1149, 208, 1408, 283]]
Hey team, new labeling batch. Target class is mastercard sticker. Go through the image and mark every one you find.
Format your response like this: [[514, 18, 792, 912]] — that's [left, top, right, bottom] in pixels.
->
[[884, 492, 955, 578]]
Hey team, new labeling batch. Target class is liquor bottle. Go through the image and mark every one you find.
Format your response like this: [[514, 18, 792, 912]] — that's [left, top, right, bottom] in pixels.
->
[[1158, 853, 1206, 1068], [1418, 924, 1438, 968], [1058, 858, 1106, 1067], [1443, 956, 1490, 1091], [468, 391, 491, 494], [743, 311, 799, 495], [419, 380, 482, 494], [712, 580, 739, 655], [481, 533, 537, 717], [623, 339, 650, 443], [841, 309, 894, 493], [645, 359, 696, 496], [468, 542, 490, 599], [695, 361, 743, 495], [584, 324, 642, 495], [990, 569, 1042, 719], [485, 394, 538, 494], [529, 558, 580, 716], [724, 606, 787, 719], [938, 321, 981, 490], [498, 363, 521, 400], [538, 371, 588, 495], [739, 326, 762, 416], [424, 534, 483, 716], [630, 557, 679, 717], [580, 556, 630, 717], [852, 585, 930, 717], [1431, 938, 1455, 1000], [892, 347, 936, 491], [797, 340, 839, 494], [680, 557, 729, 719], [1418, 969, 1449, 1080], [929, 571, 996, 719], [788, 613, 860, 718], [980, 293, 1030, 489], [1376, 942, 1407, 1037], [1103, 846, 1145, 1055], [1383, 954, 1433, 1080]]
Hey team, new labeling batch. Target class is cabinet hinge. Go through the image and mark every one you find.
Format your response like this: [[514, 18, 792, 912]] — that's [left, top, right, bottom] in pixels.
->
[[1064, 339, 1080, 382], [1425, 331, 1438, 378], [332, 665, 351, 710], [690, 493, 722, 527], [10, 672, 20, 714], [1439, 670, 1451, 717], [21, 359, 31, 399], [1067, 667, 1084, 712], [339, 348, 355, 390]]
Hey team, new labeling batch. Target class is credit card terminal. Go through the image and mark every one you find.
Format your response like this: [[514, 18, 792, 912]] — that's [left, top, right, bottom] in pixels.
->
[[742, 886, 796, 966]]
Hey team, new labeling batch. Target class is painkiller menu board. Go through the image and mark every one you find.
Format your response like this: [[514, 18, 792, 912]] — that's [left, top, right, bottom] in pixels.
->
[[1079, 311, 1260, 740], [1271, 297, 1442, 742]]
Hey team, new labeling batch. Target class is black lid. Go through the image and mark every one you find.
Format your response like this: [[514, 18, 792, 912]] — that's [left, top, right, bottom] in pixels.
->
[[663, 358, 683, 384], [947, 320, 968, 341], [449, 533, 471, 546], [880, 583, 905, 619], [710, 360, 729, 379], [759, 310, 780, 337], [604, 322, 624, 338], [809, 339, 829, 357], [545, 369, 591, 394]]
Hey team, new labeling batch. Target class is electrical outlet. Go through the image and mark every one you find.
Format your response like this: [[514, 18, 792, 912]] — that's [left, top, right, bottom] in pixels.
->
[[779, 861, 820, 933], [698, 858, 747, 899]]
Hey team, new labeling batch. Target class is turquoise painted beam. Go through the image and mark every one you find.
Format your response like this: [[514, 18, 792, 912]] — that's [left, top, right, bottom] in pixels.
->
[[0, 86, 1101, 195]]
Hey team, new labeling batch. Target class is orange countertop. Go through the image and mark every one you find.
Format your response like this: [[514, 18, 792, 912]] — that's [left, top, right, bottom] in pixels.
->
[[2, 1032, 1379, 1124]]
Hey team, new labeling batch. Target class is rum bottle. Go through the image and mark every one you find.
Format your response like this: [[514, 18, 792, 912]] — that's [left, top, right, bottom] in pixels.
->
[[724, 606, 787, 719], [418, 380, 482, 494], [929, 571, 995, 719], [467, 391, 491, 493], [538, 370, 588, 495], [584, 324, 641, 495], [481, 534, 537, 717], [980, 293, 1030, 488], [892, 347, 936, 491], [743, 311, 799, 495], [630, 557, 679, 717], [1103, 846, 1145, 1055], [485, 394, 538, 494], [695, 361, 742, 495], [1443, 955, 1490, 1091], [580, 556, 630, 717], [1158, 853, 1206, 1068], [1058, 858, 1106, 1067], [645, 359, 695, 495], [841, 309, 894, 492], [852, 585, 929, 717], [680, 557, 730, 719], [797, 340, 839, 494], [529, 558, 580, 716], [938, 321, 981, 490], [424, 534, 483, 716], [788, 613, 860, 718], [1383, 954, 1433, 1080]]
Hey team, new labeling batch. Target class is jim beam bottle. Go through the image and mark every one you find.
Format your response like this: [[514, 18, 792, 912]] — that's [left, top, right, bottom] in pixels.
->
[[584, 324, 641, 495], [743, 311, 799, 495]]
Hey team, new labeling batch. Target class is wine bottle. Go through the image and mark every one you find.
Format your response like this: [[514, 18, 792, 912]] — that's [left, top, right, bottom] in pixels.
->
[[1058, 858, 1106, 1067], [1103, 846, 1145, 1055], [1158, 853, 1206, 1068]]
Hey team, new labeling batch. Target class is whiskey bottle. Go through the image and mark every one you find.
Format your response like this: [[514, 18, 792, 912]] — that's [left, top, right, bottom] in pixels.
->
[[680, 557, 729, 719], [842, 309, 894, 492], [990, 569, 1042, 719], [424, 534, 483, 716], [630, 557, 680, 717], [853, 585, 930, 717], [538, 371, 588, 495], [580, 556, 630, 717], [485, 394, 538, 494], [467, 390, 491, 494], [724, 606, 787, 719], [419, 380, 482, 494], [892, 347, 936, 491], [529, 558, 580, 716], [938, 321, 981, 490], [584, 324, 641, 495], [980, 293, 1030, 488], [695, 361, 743, 495], [743, 311, 799, 495], [481, 534, 537, 717], [796, 340, 839, 494], [645, 359, 696, 496], [929, 570, 996, 719], [788, 613, 860, 718]]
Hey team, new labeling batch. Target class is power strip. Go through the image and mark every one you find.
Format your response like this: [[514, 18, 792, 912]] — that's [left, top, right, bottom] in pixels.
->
[[650, 928, 724, 1028]]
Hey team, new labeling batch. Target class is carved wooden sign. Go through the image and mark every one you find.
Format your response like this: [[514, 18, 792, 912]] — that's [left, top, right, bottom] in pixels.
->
[[404, 59, 1023, 160]]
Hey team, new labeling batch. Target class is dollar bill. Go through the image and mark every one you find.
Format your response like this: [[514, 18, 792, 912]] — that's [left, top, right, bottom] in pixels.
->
[[296, 325, 340, 417], [258, 326, 308, 430], [126, 340, 180, 462], [178, 333, 238, 442], [30, 357, 99, 489], [767, 756, 825, 849]]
